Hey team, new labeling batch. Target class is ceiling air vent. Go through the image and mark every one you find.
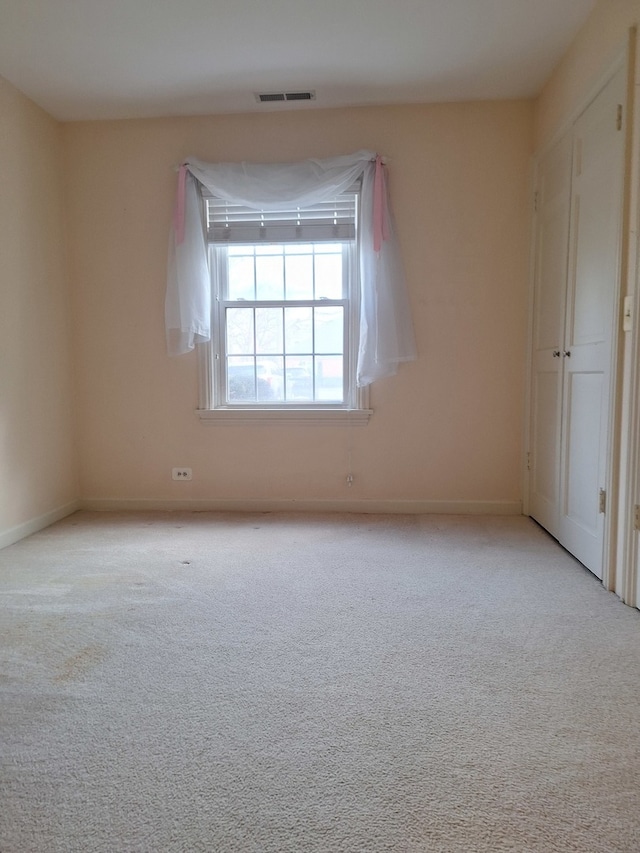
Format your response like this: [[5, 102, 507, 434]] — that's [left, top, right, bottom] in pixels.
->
[[284, 91, 314, 101], [255, 90, 316, 104]]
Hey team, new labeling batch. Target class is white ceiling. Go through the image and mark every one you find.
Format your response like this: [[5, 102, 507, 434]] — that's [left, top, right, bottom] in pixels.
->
[[0, 0, 597, 122]]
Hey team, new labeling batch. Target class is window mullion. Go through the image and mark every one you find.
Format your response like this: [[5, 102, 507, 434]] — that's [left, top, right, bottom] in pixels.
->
[[346, 241, 358, 407], [224, 299, 344, 309], [311, 309, 317, 402], [215, 247, 227, 407], [252, 306, 258, 400], [343, 244, 351, 406], [311, 244, 316, 400], [282, 245, 287, 300], [282, 305, 287, 400]]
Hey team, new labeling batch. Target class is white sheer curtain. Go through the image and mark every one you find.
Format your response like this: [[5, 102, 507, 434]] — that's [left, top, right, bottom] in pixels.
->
[[165, 149, 416, 386]]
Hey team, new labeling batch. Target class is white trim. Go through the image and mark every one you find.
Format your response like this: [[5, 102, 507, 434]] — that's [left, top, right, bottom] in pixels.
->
[[196, 406, 372, 425], [204, 199, 364, 414], [621, 28, 640, 607], [522, 151, 538, 518], [536, 46, 628, 161], [0, 501, 80, 550], [601, 55, 631, 592], [80, 498, 522, 515], [197, 340, 214, 411]]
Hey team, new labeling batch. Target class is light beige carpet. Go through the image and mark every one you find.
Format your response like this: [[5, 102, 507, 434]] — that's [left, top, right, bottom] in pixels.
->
[[1, 511, 640, 852]]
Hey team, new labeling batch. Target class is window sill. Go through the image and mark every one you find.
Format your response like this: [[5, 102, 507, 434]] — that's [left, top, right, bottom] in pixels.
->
[[196, 407, 372, 426]]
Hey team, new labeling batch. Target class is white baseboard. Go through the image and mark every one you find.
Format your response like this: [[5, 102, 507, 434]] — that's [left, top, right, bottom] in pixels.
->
[[80, 498, 522, 516], [0, 500, 80, 550]]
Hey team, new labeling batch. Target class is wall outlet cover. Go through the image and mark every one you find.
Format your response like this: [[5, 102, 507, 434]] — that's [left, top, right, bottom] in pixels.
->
[[172, 468, 192, 481]]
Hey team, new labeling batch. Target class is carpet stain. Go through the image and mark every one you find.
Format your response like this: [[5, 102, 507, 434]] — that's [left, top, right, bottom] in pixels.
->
[[54, 644, 106, 682]]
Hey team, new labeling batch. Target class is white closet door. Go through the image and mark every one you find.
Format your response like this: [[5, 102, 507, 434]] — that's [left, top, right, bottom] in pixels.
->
[[529, 135, 573, 538], [529, 65, 626, 579], [559, 66, 626, 578]]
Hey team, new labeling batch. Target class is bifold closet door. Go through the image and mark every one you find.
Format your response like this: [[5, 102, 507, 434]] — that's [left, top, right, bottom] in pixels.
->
[[558, 66, 626, 578], [529, 135, 573, 538], [530, 65, 626, 579]]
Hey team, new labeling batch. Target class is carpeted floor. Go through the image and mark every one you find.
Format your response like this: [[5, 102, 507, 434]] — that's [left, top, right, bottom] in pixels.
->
[[1, 511, 639, 852]]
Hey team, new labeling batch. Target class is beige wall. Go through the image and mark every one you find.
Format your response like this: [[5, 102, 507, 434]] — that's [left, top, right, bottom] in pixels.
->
[[0, 0, 635, 534], [64, 101, 533, 509], [0, 77, 78, 543], [535, 0, 640, 149]]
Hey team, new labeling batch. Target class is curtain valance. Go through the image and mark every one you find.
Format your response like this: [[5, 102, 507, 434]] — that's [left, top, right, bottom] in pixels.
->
[[165, 150, 416, 386]]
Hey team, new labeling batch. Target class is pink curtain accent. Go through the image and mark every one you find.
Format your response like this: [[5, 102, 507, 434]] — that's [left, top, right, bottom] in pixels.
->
[[174, 164, 188, 245], [373, 155, 389, 252]]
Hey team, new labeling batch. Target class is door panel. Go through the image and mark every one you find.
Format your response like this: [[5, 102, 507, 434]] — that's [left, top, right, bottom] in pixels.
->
[[558, 66, 625, 579], [532, 371, 561, 507], [564, 372, 603, 531], [535, 195, 571, 352], [529, 136, 572, 537]]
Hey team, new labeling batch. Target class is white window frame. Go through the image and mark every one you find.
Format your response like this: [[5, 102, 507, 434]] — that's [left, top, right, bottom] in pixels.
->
[[197, 191, 371, 426]]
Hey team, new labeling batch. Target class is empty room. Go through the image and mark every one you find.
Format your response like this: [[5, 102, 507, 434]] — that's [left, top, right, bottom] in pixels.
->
[[2, 1, 640, 850]]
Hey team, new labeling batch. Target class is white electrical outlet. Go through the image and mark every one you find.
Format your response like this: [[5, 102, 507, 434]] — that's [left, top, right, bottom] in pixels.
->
[[172, 468, 192, 481]]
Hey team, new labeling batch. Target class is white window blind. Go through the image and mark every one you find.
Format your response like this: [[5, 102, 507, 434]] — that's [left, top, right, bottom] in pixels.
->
[[204, 191, 358, 243]]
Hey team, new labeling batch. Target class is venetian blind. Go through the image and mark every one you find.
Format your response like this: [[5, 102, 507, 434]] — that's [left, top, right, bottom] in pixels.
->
[[204, 190, 358, 243]]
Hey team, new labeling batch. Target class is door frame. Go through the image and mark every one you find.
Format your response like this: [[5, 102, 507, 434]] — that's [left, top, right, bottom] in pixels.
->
[[619, 28, 640, 608]]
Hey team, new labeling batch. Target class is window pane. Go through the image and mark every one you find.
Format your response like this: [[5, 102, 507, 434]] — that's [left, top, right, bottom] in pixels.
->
[[285, 307, 313, 354], [256, 255, 284, 300], [314, 306, 343, 354], [228, 256, 255, 300], [256, 357, 283, 401], [255, 307, 283, 354], [285, 254, 313, 300], [285, 244, 314, 255], [255, 244, 283, 255], [226, 308, 254, 355], [314, 242, 343, 253], [314, 252, 342, 299], [285, 356, 313, 401], [315, 356, 344, 402], [227, 356, 256, 402]]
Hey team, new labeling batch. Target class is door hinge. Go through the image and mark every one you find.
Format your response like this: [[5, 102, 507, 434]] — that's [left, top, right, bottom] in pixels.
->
[[635, 505, 640, 530], [617, 104, 623, 131], [533, 191, 539, 213], [599, 488, 606, 514], [526, 451, 531, 471]]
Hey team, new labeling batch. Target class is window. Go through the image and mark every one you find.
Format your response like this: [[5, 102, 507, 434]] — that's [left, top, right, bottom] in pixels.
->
[[166, 152, 416, 415], [199, 190, 370, 422]]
